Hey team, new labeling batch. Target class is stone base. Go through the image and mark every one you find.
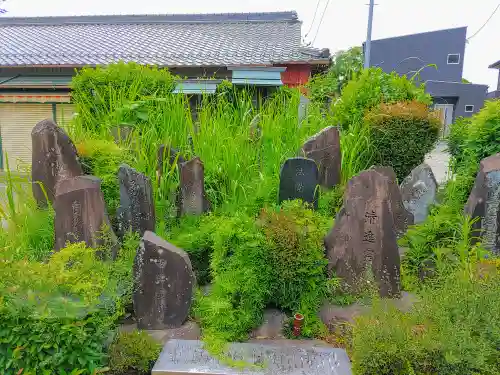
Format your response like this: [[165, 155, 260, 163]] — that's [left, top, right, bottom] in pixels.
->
[[120, 320, 201, 344], [152, 339, 352, 375]]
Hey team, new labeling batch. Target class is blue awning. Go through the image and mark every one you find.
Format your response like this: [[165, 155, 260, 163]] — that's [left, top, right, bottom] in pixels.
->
[[229, 67, 286, 86], [173, 80, 220, 94]]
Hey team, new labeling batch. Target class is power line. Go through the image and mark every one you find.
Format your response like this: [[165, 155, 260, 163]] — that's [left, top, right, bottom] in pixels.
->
[[312, 0, 331, 44], [467, 2, 500, 41], [304, 0, 321, 38]]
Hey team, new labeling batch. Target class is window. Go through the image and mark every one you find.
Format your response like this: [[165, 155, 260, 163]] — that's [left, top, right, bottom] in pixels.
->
[[465, 105, 474, 113], [447, 54, 460, 64]]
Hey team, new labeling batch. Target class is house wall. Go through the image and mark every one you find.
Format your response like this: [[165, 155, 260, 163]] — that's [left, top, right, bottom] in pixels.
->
[[369, 27, 467, 83], [426, 80, 488, 118], [279, 64, 312, 87]]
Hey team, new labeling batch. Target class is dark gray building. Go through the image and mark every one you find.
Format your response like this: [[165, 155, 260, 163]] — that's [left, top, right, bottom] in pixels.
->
[[367, 27, 487, 132], [487, 60, 500, 99]]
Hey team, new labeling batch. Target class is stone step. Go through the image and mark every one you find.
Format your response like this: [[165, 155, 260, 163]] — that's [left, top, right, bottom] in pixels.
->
[[152, 339, 352, 375]]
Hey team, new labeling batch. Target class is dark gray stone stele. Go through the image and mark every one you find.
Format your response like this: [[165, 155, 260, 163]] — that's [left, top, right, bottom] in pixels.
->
[[117, 164, 155, 238], [465, 154, 500, 253], [302, 126, 341, 188], [279, 157, 319, 209], [325, 169, 401, 298], [157, 145, 186, 179], [54, 176, 118, 254], [152, 340, 352, 375], [400, 164, 438, 224], [178, 157, 210, 216], [371, 166, 414, 236], [31, 119, 83, 207], [133, 231, 196, 330]]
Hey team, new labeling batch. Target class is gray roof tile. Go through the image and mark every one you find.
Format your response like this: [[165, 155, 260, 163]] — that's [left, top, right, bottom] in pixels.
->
[[0, 11, 329, 67]]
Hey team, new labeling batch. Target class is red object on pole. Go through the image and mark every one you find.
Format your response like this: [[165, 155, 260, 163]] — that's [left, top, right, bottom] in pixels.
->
[[293, 313, 304, 337]]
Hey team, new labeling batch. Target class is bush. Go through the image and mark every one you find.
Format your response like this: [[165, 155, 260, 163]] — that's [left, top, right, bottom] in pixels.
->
[[448, 100, 500, 172], [71, 62, 176, 134], [352, 262, 500, 375], [366, 100, 440, 180], [0, 241, 135, 374], [333, 68, 431, 128], [107, 330, 161, 374]]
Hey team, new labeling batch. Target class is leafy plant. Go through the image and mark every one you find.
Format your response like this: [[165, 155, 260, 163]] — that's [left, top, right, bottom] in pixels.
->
[[107, 330, 161, 374], [365, 100, 440, 180]]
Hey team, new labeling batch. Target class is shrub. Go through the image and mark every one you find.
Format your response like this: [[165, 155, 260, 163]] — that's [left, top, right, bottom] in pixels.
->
[[365, 100, 440, 180], [333, 68, 431, 129], [448, 100, 500, 172], [0, 242, 134, 374], [352, 263, 500, 375], [107, 330, 161, 374], [71, 62, 176, 134]]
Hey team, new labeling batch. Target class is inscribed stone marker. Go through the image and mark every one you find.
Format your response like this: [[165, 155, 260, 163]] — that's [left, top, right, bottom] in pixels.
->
[[133, 231, 196, 330], [178, 157, 210, 216], [31, 119, 83, 207], [152, 340, 352, 375], [400, 164, 438, 224], [302, 126, 341, 188], [371, 166, 413, 236], [54, 176, 118, 255], [279, 157, 319, 208], [325, 169, 401, 297], [465, 154, 500, 253], [117, 164, 155, 237]]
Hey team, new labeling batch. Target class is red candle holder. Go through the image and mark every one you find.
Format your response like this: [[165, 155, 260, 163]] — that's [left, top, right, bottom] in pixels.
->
[[293, 313, 304, 337]]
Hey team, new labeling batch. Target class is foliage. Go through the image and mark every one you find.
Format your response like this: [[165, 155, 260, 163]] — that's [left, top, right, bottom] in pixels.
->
[[352, 262, 500, 375], [307, 47, 363, 103], [0, 242, 134, 374], [333, 67, 431, 129], [71, 62, 176, 134], [193, 201, 330, 359], [365, 100, 440, 180], [107, 330, 161, 374], [448, 100, 500, 172]]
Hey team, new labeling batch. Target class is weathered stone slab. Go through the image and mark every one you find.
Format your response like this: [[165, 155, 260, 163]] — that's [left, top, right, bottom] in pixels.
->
[[178, 157, 210, 216], [54, 176, 117, 254], [152, 340, 352, 375], [279, 157, 319, 208], [157, 145, 185, 179], [31, 119, 83, 207], [302, 126, 341, 188], [371, 166, 413, 236], [133, 231, 195, 330], [465, 154, 500, 253], [325, 169, 401, 297], [400, 164, 438, 224], [117, 164, 155, 237]]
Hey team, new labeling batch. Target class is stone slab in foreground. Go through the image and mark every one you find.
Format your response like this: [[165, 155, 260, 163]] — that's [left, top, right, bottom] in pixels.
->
[[152, 339, 352, 375]]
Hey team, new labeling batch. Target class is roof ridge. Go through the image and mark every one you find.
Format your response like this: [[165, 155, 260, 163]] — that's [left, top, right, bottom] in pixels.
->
[[0, 11, 299, 26]]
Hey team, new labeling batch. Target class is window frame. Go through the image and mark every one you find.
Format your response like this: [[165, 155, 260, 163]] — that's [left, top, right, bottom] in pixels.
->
[[464, 104, 474, 113], [447, 53, 461, 65]]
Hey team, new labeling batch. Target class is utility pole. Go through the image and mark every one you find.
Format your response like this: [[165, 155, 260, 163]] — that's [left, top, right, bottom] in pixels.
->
[[364, 0, 375, 68]]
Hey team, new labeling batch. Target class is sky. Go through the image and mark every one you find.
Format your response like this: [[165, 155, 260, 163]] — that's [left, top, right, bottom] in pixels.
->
[[2, 0, 499, 90]]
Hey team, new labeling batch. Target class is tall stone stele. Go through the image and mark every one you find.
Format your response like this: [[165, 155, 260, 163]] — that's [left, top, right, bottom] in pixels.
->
[[400, 163, 438, 224], [133, 231, 196, 330], [178, 157, 210, 216], [465, 154, 500, 253], [325, 169, 401, 298], [54, 176, 118, 256], [117, 164, 155, 238], [371, 166, 414, 237], [31, 119, 83, 207], [301, 126, 341, 188]]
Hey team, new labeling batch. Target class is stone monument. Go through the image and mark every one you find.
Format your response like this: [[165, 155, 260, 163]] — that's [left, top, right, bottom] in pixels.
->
[[400, 164, 438, 224], [279, 157, 319, 208]]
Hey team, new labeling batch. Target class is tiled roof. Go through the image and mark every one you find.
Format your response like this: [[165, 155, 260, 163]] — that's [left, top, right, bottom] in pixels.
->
[[0, 12, 330, 67]]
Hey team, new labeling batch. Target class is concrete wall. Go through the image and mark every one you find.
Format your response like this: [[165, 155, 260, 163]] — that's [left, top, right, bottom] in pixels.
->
[[426, 80, 488, 118], [369, 27, 467, 83]]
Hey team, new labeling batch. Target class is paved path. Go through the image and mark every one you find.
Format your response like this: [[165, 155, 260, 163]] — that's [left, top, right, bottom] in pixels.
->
[[425, 141, 450, 185]]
